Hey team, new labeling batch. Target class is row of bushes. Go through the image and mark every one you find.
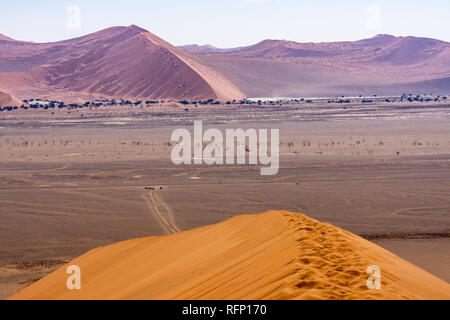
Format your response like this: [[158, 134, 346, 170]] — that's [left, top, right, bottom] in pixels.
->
[[2, 95, 448, 112]]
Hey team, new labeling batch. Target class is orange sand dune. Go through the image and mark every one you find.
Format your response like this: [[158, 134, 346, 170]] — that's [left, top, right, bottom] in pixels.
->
[[10, 211, 450, 300]]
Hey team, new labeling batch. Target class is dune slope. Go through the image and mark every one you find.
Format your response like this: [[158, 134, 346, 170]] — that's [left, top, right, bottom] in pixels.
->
[[9, 211, 450, 300], [0, 89, 22, 107]]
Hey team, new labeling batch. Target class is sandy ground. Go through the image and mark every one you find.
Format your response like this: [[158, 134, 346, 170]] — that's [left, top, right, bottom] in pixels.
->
[[1, 101, 449, 299], [375, 239, 450, 282], [9, 211, 450, 300], [0, 259, 70, 299]]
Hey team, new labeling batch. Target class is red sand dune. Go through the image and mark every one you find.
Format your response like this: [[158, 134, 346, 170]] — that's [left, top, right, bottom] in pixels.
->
[[0, 26, 449, 100], [9, 211, 450, 300], [190, 34, 450, 97], [0, 26, 244, 101]]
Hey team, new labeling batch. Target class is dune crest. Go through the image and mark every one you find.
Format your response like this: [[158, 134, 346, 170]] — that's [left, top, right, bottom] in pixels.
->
[[0, 34, 16, 42], [9, 211, 450, 300]]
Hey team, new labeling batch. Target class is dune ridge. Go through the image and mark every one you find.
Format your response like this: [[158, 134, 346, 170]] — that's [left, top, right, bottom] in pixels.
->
[[9, 211, 449, 300]]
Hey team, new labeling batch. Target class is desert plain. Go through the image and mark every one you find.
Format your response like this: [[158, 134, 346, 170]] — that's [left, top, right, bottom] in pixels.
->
[[1, 99, 449, 299]]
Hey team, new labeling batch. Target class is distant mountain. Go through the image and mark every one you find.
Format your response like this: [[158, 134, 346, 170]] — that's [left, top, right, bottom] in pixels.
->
[[0, 26, 244, 101], [179, 44, 242, 54]]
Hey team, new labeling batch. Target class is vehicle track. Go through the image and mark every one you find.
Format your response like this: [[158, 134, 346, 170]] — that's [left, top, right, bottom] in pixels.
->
[[143, 190, 179, 234]]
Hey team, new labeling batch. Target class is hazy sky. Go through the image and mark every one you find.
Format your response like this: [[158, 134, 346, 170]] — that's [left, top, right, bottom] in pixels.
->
[[1, 0, 449, 47]]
